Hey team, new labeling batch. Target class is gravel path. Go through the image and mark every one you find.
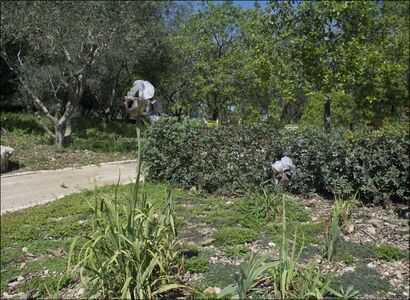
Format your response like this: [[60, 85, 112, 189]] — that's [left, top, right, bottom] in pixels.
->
[[0, 160, 137, 214]]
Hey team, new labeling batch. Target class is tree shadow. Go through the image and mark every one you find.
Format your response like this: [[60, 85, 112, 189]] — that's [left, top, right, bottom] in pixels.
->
[[7, 160, 24, 172]]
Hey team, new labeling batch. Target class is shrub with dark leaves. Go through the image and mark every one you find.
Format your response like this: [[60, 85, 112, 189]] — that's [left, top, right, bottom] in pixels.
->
[[144, 117, 409, 205]]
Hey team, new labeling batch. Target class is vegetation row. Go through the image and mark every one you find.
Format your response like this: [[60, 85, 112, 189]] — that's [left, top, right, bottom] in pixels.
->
[[145, 117, 409, 205]]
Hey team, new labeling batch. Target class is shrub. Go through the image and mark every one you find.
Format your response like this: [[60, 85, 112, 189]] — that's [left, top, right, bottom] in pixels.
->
[[145, 117, 409, 205]]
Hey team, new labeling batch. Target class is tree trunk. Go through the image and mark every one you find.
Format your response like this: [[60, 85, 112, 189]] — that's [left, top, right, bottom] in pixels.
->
[[54, 121, 72, 148]]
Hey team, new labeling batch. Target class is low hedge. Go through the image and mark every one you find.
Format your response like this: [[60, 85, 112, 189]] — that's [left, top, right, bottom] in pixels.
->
[[144, 117, 409, 205]]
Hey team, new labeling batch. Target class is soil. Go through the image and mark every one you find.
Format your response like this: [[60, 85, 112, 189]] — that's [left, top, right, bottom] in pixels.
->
[[6, 145, 134, 174], [177, 196, 410, 299]]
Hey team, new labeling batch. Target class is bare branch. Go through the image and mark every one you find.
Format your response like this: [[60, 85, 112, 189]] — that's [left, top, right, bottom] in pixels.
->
[[1, 49, 58, 123], [34, 112, 55, 138]]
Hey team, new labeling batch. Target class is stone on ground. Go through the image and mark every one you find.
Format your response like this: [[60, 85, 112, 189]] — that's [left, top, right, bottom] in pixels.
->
[[1, 145, 14, 173]]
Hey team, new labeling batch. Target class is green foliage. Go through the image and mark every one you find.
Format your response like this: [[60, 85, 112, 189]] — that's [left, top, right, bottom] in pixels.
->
[[146, 117, 409, 204], [185, 256, 209, 274], [323, 200, 343, 261], [0, 113, 52, 135], [218, 252, 279, 299], [269, 195, 305, 299], [334, 255, 355, 265], [213, 227, 257, 246], [370, 244, 406, 262], [1, 1, 168, 147], [69, 180, 183, 299], [295, 262, 336, 299], [223, 245, 251, 260]]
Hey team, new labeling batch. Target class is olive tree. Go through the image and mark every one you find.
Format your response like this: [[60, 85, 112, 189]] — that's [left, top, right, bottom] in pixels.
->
[[1, 1, 166, 146]]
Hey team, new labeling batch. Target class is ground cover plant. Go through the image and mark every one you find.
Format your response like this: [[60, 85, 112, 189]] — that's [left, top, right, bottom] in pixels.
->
[[1, 182, 409, 299]]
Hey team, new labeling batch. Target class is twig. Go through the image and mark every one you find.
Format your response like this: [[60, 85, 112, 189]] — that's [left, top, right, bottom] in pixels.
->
[[360, 229, 377, 241]]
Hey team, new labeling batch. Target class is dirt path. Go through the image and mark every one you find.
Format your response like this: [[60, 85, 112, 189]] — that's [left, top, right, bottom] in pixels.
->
[[0, 160, 137, 214]]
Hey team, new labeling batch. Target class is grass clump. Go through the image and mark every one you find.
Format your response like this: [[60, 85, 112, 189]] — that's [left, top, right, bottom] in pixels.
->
[[370, 243, 406, 261], [334, 254, 355, 265], [223, 245, 251, 260], [213, 227, 258, 246], [185, 256, 209, 273]]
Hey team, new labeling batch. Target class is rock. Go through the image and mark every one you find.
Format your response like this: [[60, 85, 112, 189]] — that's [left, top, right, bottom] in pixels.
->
[[1, 145, 14, 173], [75, 288, 85, 297], [345, 224, 355, 234], [8, 281, 20, 288], [21, 247, 28, 253], [204, 287, 221, 295], [344, 266, 355, 273], [17, 276, 24, 282], [268, 242, 276, 247], [368, 218, 383, 228], [201, 238, 215, 246], [367, 227, 377, 235]]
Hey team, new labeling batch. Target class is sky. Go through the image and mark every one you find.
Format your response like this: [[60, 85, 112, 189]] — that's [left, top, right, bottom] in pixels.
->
[[188, 0, 270, 11], [232, 0, 269, 9]]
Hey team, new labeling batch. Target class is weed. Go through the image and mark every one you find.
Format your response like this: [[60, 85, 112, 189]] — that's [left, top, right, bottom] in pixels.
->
[[336, 194, 358, 227], [295, 262, 335, 299], [223, 245, 252, 260], [213, 227, 258, 246], [203, 210, 242, 226], [370, 243, 406, 261], [185, 256, 209, 273], [334, 254, 355, 265], [218, 252, 278, 299], [322, 199, 343, 261], [269, 195, 305, 299]]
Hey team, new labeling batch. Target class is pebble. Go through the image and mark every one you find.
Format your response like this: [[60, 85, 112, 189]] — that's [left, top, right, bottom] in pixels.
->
[[367, 227, 376, 235], [200, 238, 215, 246], [76, 288, 85, 297], [8, 281, 19, 288], [17, 276, 24, 282], [268, 242, 275, 247], [204, 287, 221, 295]]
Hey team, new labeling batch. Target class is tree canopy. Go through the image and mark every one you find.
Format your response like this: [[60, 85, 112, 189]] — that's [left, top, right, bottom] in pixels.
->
[[1, 0, 408, 145]]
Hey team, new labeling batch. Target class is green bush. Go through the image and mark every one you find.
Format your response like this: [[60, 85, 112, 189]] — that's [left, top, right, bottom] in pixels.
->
[[370, 243, 406, 261], [145, 117, 409, 205]]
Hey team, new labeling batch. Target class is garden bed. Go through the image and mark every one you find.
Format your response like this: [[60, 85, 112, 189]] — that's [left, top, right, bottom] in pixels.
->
[[1, 183, 408, 299]]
